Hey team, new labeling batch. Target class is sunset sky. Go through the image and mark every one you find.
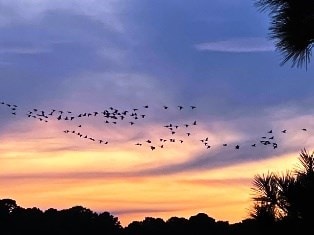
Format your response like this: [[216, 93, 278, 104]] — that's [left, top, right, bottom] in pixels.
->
[[1, 0, 314, 227]]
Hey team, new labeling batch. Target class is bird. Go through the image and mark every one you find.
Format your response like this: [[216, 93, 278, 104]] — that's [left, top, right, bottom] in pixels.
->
[[190, 106, 196, 109], [49, 109, 56, 115], [235, 145, 240, 149], [302, 128, 307, 131], [260, 140, 271, 145], [282, 129, 287, 133]]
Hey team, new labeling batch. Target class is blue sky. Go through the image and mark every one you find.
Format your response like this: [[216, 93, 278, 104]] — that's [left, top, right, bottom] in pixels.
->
[[2, 0, 314, 175], [1, 0, 314, 225]]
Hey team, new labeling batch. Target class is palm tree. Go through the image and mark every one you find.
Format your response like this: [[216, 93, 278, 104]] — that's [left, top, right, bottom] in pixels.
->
[[293, 148, 314, 223], [250, 172, 280, 222], [250, 148, 314, 226], [255, 0, 314, 68]]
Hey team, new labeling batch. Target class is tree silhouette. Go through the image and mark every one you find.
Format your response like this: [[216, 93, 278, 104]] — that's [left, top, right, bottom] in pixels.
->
[[0, 199, 19, 234], [0, 201, 123, 235], [166, 216, 189, 235], [96, 211, 122, 235], [255, 0, 314, 68], [250, 148, 314, 232], [188, 213, 217, 234], [124, 220, 143, 235], [250, 172, 281, 222]]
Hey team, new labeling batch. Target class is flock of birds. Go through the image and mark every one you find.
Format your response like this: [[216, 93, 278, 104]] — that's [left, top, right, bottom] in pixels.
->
[[0, 100, 310, 152]]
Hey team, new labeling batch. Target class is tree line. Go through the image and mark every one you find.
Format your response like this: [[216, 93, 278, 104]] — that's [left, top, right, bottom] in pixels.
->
[[0, 198, 275, 235]]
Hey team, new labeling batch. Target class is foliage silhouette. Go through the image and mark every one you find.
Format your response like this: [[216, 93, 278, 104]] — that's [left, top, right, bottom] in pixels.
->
[[0, 199, 257, 235], [255, 0, 314, 68], [250, 148, 314, 233]]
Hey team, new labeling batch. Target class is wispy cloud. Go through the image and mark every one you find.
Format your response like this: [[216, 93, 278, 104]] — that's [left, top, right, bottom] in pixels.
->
[[179, 178, 252, 187], [110, 207, 180, 216], [0, 46, 51, 54], [195, 37, 275, 53], [0, 0, 126, 32]]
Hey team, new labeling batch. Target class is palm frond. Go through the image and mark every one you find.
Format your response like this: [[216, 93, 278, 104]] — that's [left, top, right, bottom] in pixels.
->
[[255, 0, 314, 69], [297, 148, 314, 175], [275, 171, 297, 215], [251, 172, 279, 206]]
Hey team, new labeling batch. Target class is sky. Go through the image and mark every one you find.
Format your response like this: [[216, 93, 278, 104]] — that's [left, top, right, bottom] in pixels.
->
[[1, 0, 314, 227]]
